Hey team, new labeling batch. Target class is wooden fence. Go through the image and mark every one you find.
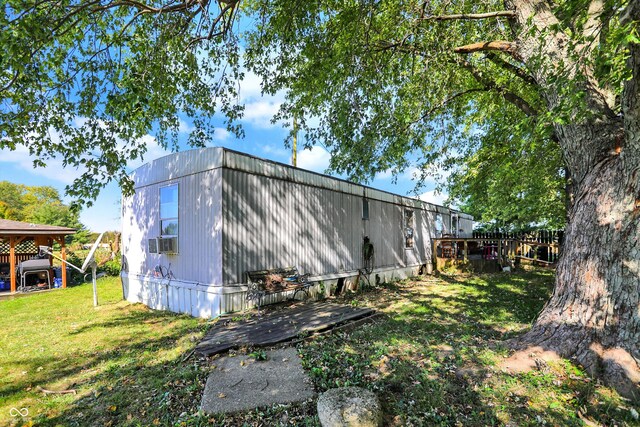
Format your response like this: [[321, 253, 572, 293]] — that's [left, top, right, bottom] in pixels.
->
[[471, 230, 563, 244]]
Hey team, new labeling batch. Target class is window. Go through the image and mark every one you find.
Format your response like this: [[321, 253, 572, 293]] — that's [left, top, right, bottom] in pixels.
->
[[451, 214, 459, 237], [404, 209, 414, 248], [160, 184, 178, 236], [362, 198, 369, 220], [435, 213, 444, 237]]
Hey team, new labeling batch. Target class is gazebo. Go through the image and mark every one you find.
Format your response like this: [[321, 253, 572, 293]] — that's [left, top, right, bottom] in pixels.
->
[[0, 219, 76, 292]]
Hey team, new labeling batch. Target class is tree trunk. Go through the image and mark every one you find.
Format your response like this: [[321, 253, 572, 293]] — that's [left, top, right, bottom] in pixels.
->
[[503, 0, 640, 401], [514, 153, 640, 400]]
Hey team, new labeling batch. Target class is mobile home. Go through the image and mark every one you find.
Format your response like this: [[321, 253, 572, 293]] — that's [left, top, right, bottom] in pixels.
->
[[121, 147, 472, 318]]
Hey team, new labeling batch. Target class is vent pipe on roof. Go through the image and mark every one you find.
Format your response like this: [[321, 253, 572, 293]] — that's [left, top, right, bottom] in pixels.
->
[[292, 115, 297, 167]]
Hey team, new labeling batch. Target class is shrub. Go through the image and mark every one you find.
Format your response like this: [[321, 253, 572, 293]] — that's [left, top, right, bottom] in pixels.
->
[[101, 258, 122, 276]]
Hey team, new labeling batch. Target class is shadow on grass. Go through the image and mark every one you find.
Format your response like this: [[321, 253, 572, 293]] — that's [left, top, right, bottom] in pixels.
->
[[297, 269, 632, 426], [6, 270, 635, 426]]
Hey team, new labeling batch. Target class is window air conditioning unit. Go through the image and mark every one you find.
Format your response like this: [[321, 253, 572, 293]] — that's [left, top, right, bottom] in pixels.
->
[[157, 236, 178, 254], [148, 238, 158, 253]]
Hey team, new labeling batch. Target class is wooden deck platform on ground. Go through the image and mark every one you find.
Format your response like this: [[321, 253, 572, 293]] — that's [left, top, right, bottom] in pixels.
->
[[195, 302, 376, 356]]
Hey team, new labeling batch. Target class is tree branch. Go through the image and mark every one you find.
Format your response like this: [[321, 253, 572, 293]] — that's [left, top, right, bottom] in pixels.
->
[[454, 41, 518, 56], [485, 52, 536, 85], [584, 0, 605, 41], [620, 0, 640, 26], [410, 88, 487, 130], [459, 60, 538, 117], [1, 71, 20, 93], [187, 1, 238, 47], [94, 0, 195, 14], [420, 11, 515, 21]]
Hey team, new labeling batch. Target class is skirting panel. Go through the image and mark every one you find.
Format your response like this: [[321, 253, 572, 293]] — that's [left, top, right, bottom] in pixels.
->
[[121, 263, 430, 319], [121, 273, 249, 318]]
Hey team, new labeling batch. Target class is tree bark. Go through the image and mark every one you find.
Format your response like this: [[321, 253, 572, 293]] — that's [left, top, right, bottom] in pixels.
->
[[504, 0, 640, 400], [514, 154, 640, 400]]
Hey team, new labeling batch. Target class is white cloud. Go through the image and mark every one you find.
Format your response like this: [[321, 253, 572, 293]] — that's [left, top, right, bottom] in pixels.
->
[[178, 118, 194, 134], [1, 117, 171, 186], [0, 144, 83, 185], [126, 135, 170, 170], [418, 190, 451, 207], [211, 127, 231, 142], [238, 70, 266, 102], [236, 69, 287, 129], [261, 144, 290, 159], [402, 166, 438, 185], [297, 145, 331, 173], [375, 169, 394, 180], [243, 100, 283, 128]]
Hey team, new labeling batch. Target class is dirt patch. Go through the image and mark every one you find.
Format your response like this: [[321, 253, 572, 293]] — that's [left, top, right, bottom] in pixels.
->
[[434, 344, 455, 361], [499, 346, 562, 374]]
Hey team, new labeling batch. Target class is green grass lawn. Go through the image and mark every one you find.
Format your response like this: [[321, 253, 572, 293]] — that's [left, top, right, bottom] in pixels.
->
[[0, 277, 208, 427], [1, 270, 638, 426]]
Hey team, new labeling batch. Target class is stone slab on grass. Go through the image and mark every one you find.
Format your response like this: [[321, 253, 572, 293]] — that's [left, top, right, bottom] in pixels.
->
[[200, 347, 315, 415]]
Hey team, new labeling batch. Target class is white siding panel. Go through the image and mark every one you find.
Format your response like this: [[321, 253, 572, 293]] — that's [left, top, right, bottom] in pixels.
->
[[131, 148, 224, 188], [221, 169, 431, 285], [123, 147, 471, 317], [122, 169, 223, 285]]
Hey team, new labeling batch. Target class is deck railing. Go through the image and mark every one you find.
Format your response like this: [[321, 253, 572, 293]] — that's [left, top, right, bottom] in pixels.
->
[[433, 236, 562, 268], [471, 230, 564, 245]]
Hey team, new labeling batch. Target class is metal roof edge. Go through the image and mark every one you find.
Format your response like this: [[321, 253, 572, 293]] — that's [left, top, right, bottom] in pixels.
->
[[128, 146, 472, 218], [220, 147, 471, 216]]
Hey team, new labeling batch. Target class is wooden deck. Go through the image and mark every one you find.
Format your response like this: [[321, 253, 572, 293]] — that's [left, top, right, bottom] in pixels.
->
[[196, 302, 376, 356], [433, 237, 561, 272]]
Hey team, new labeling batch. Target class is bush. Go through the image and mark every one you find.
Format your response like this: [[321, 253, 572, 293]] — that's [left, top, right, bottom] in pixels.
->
[[101, 258, 122, 276]]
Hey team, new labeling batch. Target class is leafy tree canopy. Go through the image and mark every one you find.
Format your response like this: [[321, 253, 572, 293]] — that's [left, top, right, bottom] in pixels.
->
[[445, 107, 567, 231], [0, 0, 633, 223]]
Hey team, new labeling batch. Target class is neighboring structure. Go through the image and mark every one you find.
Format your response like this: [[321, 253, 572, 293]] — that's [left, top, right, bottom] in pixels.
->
[[121, 147, 473, 318], [0, 219, 76, 292]]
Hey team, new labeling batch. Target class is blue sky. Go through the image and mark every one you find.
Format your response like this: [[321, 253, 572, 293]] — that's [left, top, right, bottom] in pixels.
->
[[0, 70, 448, 232]]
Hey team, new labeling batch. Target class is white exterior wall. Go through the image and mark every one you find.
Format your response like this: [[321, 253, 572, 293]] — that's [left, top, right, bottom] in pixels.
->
[[121, 149, 228, 317], [121, 168, 223, 284], [121, 147, 473, 318], [221, 169, 446, 284]]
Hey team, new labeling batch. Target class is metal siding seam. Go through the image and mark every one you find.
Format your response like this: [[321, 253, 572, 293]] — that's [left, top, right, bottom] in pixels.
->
[[266, 175, 273, 269], [238, 171, 245, 282], [221, 170, 227, 285], [314, 185, 321, 274]]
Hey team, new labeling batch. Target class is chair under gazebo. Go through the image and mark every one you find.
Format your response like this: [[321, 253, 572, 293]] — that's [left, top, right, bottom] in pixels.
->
[[0, 219, 75, 293]]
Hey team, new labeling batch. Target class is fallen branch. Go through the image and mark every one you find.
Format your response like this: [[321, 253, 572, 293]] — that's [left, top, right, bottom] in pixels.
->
[[180, 349, 195, 363], [36, 386, 77, 395]]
